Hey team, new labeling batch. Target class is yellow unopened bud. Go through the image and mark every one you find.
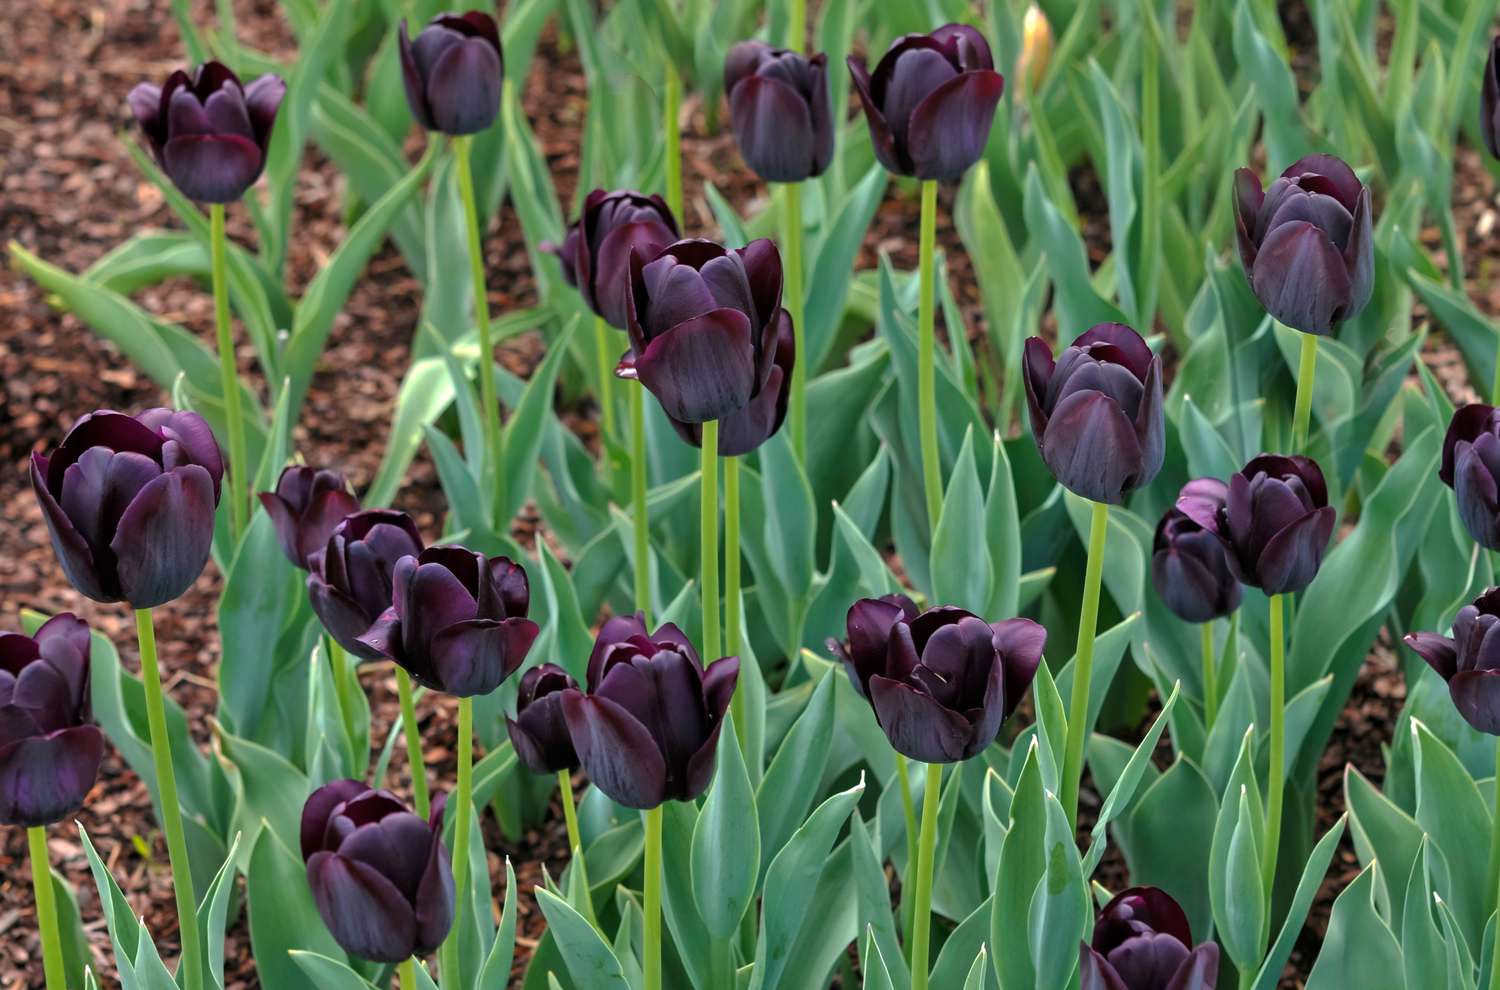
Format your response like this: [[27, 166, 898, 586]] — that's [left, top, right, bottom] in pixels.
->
[[1017, 4, 1054, 94]]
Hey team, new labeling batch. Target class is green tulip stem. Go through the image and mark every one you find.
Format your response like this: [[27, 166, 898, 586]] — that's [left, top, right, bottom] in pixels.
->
[[917, 179, 943, 538], [630, 385, 652, 624], [557, 769, 597, 928], [441, 696, 474, 984], [909, 762, 943, 990], [787, 0, 805, 50], [208, 203, 248, 543], [644, 804, 664, 990], [453, 134, 506, 528], [895, 756, 919, 957], [1263, 593, 1287, 902], [27, 826, 65, 990], [784, 183, 807, 463], [724, 455, 746, 748], [1290, 332, 1318, 453], [1489, 734, 1500, 923], [135, 608, 203, 990], [701, 420, 722, 662], [1201, 622, 1218, 730], [664, 65, 683, 221], [594, 315, 616, 449], [1061, 500, 1109, 831], [397, 958, 418, 990], [396, 668, 429, 819]]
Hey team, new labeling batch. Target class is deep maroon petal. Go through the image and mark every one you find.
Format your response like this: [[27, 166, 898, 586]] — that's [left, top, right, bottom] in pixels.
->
[[162, 133, 264, 203], [1450, 669, 1500, 736], [301, 779, 369, 860], [1233, 168, 1265, 270], [847, 55, 905, 175], [309, 578, 388, 661], [1079, 945, 1131, 990], [1252, 506, 1336, 595], [398, 20, 435, 129], [1404, 632, 1459, 683], [560, 693, 668, 810], [306, 852, 419, 963], [0, 726, 104, 828], [1164, 943, 1220, 990], [881, 47, 958, 152], [425, 35, 503, 135], [111, 465, 216, 609], [427, 617, 539, 697], [1039, 390, 1146, 504], [413, 831, 455, 954], [634, 308, 758, 423], [867, 676, 973, 763], [992, 618, 1045, 718], [730, 75, 818, 183], [242, 75, 285, 148], [1248, 221, 1353, 335], [1455, 441, 1500, 550], [1281, 154, 1363, 212], [128, 83, 165, 148], [337, 812, 432, 900], [906, 69, 1004, 182], [31, 453, 113, 602]]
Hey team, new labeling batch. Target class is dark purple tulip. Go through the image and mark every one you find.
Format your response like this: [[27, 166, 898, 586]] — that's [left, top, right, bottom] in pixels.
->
[[724, 41, 834, 183], [545, 189, 680, 330], [618, 238, 784, 425], [847, 24, 1004, 182], [359, 546, 539, 698], [560, 615, 738, 809], [258, 465, 360, 570], [127, 62, 284, 204], [1023, 324, 1165, 504], [30, 409, 223, 609], [398, 11, 503, 135], [0, 614, 104, 828], [1404, 587, 1500, 736], [1177, 455, 1336, 597], [505, 663, 580, 775], [1232, 154, 1374, 336], [307, 510, 425, 661], [301, 780, 454, 963], [1439, 404, 1500, 550], [663, 309, 795, 456], [1080, 886, 1219, 990], [830, 599, 1045, 763], [1151, 480, 1242, 624], [1483, 37, 1500, 159]]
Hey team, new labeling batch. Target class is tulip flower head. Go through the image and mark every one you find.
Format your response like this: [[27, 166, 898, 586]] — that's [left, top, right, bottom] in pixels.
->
[[665, 310, 795, 456], [1483, 36, 1500, 159], [547, 189, 680, 330], [1440, 403, 1500, 550], [1177, 454, 1335, 597], [127, 62, 284, 204], [0, 614, 104, 828], [619, 238, 786, 425], [1405, 587, 1500, 735], [1023, 324, 1165, 505], [1233, 154, 1374, 336], [506, 663, 581, 775], [31, 409, 223, 610], [359, 546, 540, 698], [259, 465, 360, 570], [1151, 480, 1242, 624], [399, 11, 504, 135], [561, 614, 738, 809], [848, 24, 1004, 182], [1080, 886, 1220, 990], [306, 510, 425, 661], [829, 598, 1045, 763], [724, 41, 834, 183], [301, 780, 455, 963]]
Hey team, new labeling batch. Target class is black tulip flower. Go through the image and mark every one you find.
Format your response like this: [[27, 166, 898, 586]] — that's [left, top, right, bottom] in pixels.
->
[[1440, 404, 1500, 550], [618, 238, 785, 425], [1405, 588, 1500, 735], [399, 11, 504, 135], [258, 466, 360, 570], [1233, 154, 1374, 336], [663, 309, 795, 456], [847, 24, 1004, 182], [830, 599, 1045, 763], [359, 547, 539, 698], [31, 409, 224, 610], [561, 614, 738, 809], [545, 190, 680, 330], [1151, 480, 1242, 624], [1177, 454, 1336, 597], [301, 780, 454, 963], [0, 614, 104, 828], [505, 663, 580, 775], [1023, 324, 1165, 505], [127, 62, 284, 204], [1080, 886, 1220, 990], [724, 41, 834, 183], [307, 510, 425, 661], [1482, 37, 1500, 159]]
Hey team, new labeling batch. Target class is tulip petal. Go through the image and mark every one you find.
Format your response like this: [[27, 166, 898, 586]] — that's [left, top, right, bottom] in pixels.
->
[[111, 465, 216, 609], [1248, 220, 1352, 335], [428, 617, 539, 697], [907, 69, 1004, 182], [1450, 669, 1500, 736], [1282, 154, 1363, 212], [338, 812, 432, 901], [1134, 356, 1166, 490], [634, 308, 758, 423], [414, 831, 455, 954], [0, 726, 104, 828], [306, 851, 418, 963], [1456, 440, 1500, 550], [1039, 390, 1144, 504], [397, 21, 435, 129], [1253, 506, 1336, 596], [425, 36, 502, 135], [1079, 945, 1131, 990], [301, 779, 368, 859], [867, 676, 973, 763], [993, 618, 1046, 718], [1404, 632, 1459, 682], [847, 56, 905, 176], [31, 453, 113, 603], [128, 83, 165, 144], [561, 692, 668, 809], [1164, 943, 1220, 990], [730, 75, 817, 182], [162, 132, 264, 203], [311, 579, 387, 661], [1233, 168, 1264, 270], [243, 75, 285, 147]]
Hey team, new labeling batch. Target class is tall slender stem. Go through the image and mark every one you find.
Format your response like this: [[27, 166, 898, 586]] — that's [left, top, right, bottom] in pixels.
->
[[1201, 621, 1218, 730], [397, 958, 418, 990], [1290, 332, 1318, 453], [1488, 734, 1500, 920], [724, 455, 745, 744], [136, 608, 203, 990], [396, 668, 429, 819], [630, 385, 652, 624], [917, 179, 943, 537], [895, 756, 919, 959], [209, 203, 248, 543], [441, 697, 474, 983], [787, 0, 805, 50], [557, 769, 597, 927], [594, 315, 616, 448], [643, 805, 664, 990], [454, 135, 505, 527], [701, 421, 721, 662], [784, 184, 807, 463], [27, 826, 65, 990], [1263, 593, 1286, 902], [1061, 500, 1110, 830], [664, 66, 683, 221], [909, 762, 943, 990]]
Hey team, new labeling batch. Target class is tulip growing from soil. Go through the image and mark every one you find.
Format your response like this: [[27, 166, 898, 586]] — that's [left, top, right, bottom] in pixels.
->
[[1080, 886, 1220, 990]]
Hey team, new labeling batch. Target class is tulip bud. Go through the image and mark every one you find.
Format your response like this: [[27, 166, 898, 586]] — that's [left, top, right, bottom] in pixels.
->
[[663, 310, 795, 456], [1233, 154, 1374, 336], [359, 546, 540, 698], [1016, 5, 1053, 93], [1440, 403, 1500, 550], [127, 62, 284, 204], [0, 614, 105, 828], [505, 663, 580, 775], [307, 509, 425, 660], [1177, 454, 1336, 596], [618, 238, 785, 425], [31, 409, 223, 609], [1406, 587, 1500, 735], [399, 11, 504, 135], [258, 465, 360, 570], [847, 24, 1004, 182], [544, 190, 680, 330], [1151, 480, 1242, 623], [1482, 36, 1500, 159], [724, 41, 834, 183], [830, 599, 1044, 763], [301, 780, 454, 963], [561, 615, 738, 809], [1023, 324, 1165, 504], [1080, 886, 1220, 990]]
